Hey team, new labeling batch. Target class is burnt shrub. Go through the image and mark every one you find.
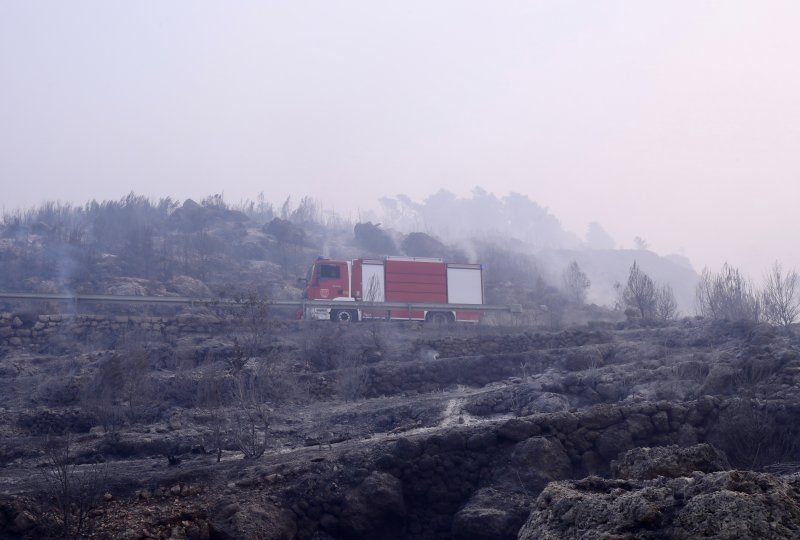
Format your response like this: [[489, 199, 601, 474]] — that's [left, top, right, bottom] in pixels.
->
[[31, 376, 83, 407], [707, 399, 800, 469], [354, 222, 396, 255], [17, 409, 94, 436]]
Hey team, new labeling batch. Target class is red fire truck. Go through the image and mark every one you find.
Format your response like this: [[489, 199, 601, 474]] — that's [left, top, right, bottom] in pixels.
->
[[300, 257, 484, 323]]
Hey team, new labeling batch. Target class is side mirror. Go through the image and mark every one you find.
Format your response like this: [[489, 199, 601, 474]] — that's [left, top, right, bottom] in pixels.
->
[[297, 278, 308, 285]]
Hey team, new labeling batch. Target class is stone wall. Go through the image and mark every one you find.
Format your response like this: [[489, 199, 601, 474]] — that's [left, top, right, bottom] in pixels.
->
[[419, 328, 613, 358], [0, 311, 225, 347], [283, 396, 733, 540], [362, 344, 615, 399]]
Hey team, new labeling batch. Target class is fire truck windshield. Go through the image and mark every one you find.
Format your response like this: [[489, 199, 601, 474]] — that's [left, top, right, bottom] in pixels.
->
[[318, 264, 341, 280]]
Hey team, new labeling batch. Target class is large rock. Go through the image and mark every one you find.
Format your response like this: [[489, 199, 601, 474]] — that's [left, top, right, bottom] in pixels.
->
[[496, 419, 541, 442], [339, 471, 406, 540], [518, 471, 800, 539], [594, 423, 634, 460], [12, 510, 37, 534], [520, 392, 570, 415], [167, 275, 213, 298], [451, 488, 532, 540], [612, 444, 731, 480], [0, 498, 39, 537], [501, 436, 572, 494], [519, 476, 666, 540], [105, 278, 151, 296], [672, 471, 800, 538], [580, 403, 624, 429], [701, 364, 737, 395], [208, 500, 296, 540]]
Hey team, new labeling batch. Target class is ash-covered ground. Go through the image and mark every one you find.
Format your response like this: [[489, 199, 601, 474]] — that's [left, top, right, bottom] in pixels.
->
[[2, 313, 800, 539]]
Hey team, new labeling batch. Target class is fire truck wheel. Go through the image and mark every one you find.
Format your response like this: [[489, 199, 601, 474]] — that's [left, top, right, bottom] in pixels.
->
[[331, 309, 358, 323], [426, 312, 453, 324]]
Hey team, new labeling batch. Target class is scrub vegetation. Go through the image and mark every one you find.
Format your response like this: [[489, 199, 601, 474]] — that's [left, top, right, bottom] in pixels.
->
[[2, 194, 800, 539]]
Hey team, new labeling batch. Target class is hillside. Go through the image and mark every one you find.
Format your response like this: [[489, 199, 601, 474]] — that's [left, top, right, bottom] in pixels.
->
[[1, 195, 698, 321], [3, 195, 795, 540], [1, 311, 799, 539], [539, 248, 699, 312]]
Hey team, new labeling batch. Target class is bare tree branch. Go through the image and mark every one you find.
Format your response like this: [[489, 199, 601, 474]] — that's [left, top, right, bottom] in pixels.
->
[[561, 261, 590, 306], [696, 263, 760, 321], [762, 261, 800, 328]]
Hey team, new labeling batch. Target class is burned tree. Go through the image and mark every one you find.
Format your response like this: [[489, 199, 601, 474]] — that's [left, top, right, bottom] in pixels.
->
[[655, 283, 679, 321], [354, 222, 396, 255], [229, 361, 271, 460], [561, 261, 590, 306], [623, 261, 657, 320], [696, 263, 760, 322], [37, 434, 106, 540], [195, 373, 228, 462], [81, 329, 154, 430], [265, 218, 306, 279], [223, 293, 294, 459], [762, 261, 800, 329]]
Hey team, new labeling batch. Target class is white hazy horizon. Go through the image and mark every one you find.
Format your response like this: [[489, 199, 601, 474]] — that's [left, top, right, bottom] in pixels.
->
[[2, 1, 799, 279]]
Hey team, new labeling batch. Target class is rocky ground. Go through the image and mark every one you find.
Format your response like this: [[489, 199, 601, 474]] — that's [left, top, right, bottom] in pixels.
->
[[1, 313, 800, 539]]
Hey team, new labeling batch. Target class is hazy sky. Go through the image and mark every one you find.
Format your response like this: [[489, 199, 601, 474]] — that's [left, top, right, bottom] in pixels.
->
[[2, 1, 799, 276]]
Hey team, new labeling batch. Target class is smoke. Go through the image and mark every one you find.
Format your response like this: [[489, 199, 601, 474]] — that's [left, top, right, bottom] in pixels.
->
[[420, 348, 440, 362], [380, 188, 582, 251], [320, 237, 330, 259], [55, 242, 79, 295], [378, 188, 699, 311]]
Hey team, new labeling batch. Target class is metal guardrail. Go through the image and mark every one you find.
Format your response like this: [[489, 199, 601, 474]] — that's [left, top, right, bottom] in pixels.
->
[[0, 292, 523, 314]]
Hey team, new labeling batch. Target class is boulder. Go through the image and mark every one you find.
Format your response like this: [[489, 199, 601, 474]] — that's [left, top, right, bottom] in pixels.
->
[[625, 414, 655, 440], [451, 488, 532, 540], [506, 436, 572, 493], [612, 444, 731, 480], [392, 438, 420, 460], [701, 364, 737, 395], [594, 423, 634, 460], [521, 392, 570, 415], [518, 470, 800, 539], [496, 419, 541, 442], [538, 411, 579, 434], [168, 412, 183, 431], [339, 471, 406, 540], [209, 500, 296, 540], [466, 430, 498, 450], [518, 476, 671, 540], [672, 471, 800, 538], [580, 403, 624, 430], [167, 276, 213, 298], [12, 510, 36, 533], [105, 278, 150, 296]]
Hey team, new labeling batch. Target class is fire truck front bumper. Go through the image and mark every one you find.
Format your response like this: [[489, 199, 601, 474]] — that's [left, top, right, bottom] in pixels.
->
[[305, 306, 332, 320]]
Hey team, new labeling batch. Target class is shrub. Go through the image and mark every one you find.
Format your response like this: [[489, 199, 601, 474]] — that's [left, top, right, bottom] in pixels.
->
[[696, 263, 760, 321]]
